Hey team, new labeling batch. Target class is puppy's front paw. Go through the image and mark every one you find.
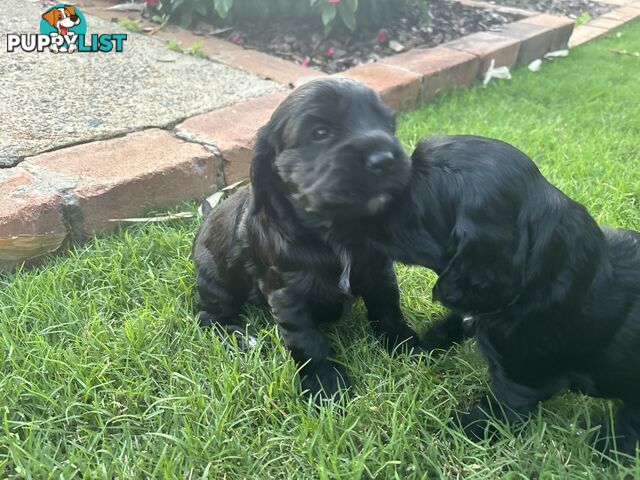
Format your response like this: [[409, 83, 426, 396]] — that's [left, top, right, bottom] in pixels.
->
[[301, 361, 351, 401], [456, 408, 491, 441], [198, 311, 256, 350], [419, 312, 467, 354]]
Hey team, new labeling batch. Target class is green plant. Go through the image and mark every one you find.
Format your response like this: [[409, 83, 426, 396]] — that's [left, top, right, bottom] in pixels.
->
[[575, 12, 592, 25], [147, 0, 414, 36], [117, 17, 142, 32], [188, 41, 206, 58], [311, 0, 358, 34], [166, 38, 183, 52]]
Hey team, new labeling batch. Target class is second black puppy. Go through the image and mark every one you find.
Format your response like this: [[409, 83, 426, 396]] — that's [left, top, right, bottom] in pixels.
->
[[193, 78, 423, 399], [369, 135, 640, 454]]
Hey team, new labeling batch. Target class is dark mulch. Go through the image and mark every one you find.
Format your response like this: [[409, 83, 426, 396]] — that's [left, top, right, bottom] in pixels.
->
[[487, 0, 613, 19], [208, 0, 521, 73]]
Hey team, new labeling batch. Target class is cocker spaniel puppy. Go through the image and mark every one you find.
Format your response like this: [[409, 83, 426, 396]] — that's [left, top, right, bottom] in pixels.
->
[[192, 78, 423, 399], [371, 135, 640, 454]]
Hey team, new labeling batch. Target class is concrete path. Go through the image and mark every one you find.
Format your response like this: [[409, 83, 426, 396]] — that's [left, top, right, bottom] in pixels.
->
[[0, 0, 284, 166]]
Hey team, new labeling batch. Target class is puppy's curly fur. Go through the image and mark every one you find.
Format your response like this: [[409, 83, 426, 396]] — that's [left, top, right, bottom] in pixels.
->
[[192, 78, 423, 399], [369, 135, 640, 455]]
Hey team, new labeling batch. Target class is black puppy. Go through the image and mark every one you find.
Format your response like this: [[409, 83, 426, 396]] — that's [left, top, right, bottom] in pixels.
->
[[192, 78, 423, 399], [368, 135, 640, 454]]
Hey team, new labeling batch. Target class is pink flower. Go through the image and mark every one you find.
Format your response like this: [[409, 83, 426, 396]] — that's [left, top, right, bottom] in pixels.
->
[[145, 0, 158, 5], [377, 29, 389, 45], [325, 47, 335, 57], [302, 56, 311, 67], [327, 0, 341, 3]]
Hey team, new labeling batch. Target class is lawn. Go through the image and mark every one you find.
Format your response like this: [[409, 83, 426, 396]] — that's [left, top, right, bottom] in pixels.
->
[[1, 23, 639, 479]]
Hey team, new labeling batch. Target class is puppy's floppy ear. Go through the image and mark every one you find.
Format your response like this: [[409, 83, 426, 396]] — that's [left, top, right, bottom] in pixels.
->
[[42, 8, 58, 27], [250, 121, 281, 211], [433, 218, 524, 314], [65, 5, 76, 16]]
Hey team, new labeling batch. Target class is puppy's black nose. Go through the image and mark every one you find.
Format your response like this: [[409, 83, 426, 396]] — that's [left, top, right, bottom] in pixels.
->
[[366, 151, 395, 173]]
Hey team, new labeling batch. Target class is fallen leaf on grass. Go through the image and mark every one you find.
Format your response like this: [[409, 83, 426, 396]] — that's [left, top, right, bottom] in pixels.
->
[[609, 49, 640, 57], [198, 180, 249, 216], [108, 212, 194, 223], [528, 59, 542, 72], [544, 50, 569, 59], [0, 233, 67, 262], [483, 59, 511, 86], [198, 191, 225, 216], [221, 179, 248, 192]]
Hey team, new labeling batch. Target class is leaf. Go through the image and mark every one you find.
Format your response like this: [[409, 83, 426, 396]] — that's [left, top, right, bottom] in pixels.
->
[[338, 2, 357, 32], [0, 233, 67, 262], [544, 50, 569, 59], [106, 3, 145, 11], [214, 0, 233, 18], [194, 1, 207, 16], [321, 5, 337, 27], [198, 191, 225, 216], [108, 212, 194, 223], [179, 6, 193, 28], [221, 179, 248, 191]]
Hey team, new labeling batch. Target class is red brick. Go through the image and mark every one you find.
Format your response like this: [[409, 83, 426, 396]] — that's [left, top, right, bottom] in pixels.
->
[[498, 21, 556, 66], [521, 14, 575, 51], [26, 129, 219, 234], [443, 32, 520, 75], [337, 63, 422, 112], [211, 49, 325, 86], [176, 92, 289, 184], [608, 6, 640, 19], [600, 7, 640, 20], [0, 167, 67, 267], [382, 47, 479, 101], [568, 25, 609, 47], [588, 17, 627, 29]]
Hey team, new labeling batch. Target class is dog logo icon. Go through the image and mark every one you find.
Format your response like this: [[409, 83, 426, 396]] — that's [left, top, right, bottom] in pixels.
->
[[6, 3, 127, 54], [40, 4, 86, 53]]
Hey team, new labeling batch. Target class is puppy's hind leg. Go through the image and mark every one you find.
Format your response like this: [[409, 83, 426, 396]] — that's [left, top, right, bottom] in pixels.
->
[[196, 265, 256, 349], [598, 404, 640, 457], [458, 371, 556, 442]]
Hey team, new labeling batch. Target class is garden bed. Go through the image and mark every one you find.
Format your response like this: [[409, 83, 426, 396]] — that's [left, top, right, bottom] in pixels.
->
[[207, 0, 521, 73]]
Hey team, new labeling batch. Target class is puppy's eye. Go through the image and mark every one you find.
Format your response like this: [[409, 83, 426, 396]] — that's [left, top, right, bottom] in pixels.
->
[[311, 127, 330, 142]]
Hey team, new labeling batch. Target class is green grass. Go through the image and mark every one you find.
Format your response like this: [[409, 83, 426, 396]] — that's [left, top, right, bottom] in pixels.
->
[[2, 24, 639, 479]]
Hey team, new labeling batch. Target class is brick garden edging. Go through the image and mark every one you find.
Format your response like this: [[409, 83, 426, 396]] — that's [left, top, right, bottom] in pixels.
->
[[2, 3, 639, 269]]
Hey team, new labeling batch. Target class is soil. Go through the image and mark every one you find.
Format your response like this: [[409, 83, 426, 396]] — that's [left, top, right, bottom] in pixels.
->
[[487, 0, 613, 19], [205, 0, 522, 73]]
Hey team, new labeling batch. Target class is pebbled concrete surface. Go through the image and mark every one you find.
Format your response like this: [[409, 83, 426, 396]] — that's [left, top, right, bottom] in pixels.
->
[[0, 0, 285, 166]]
